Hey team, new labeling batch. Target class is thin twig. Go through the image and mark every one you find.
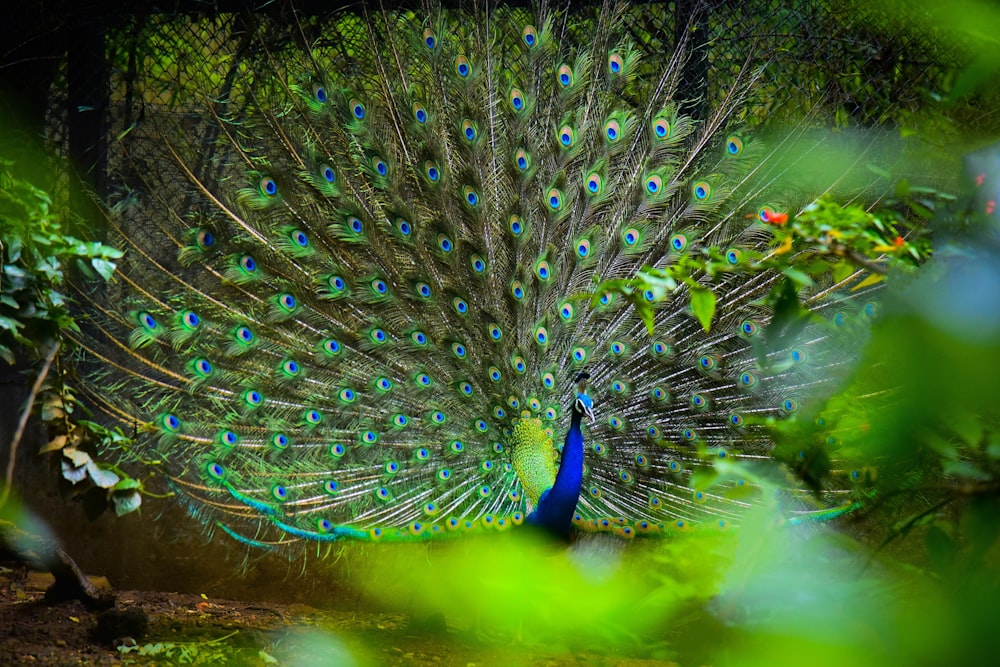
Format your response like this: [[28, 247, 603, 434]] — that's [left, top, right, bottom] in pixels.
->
[[0, 341, 60, 510]]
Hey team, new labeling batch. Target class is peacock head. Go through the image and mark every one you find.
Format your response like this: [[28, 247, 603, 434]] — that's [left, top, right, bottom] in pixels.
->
[[574, 371, 595, 422]]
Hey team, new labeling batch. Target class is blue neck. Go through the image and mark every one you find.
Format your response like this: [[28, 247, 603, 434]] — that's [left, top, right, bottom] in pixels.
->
[[526, 406, 585, 541]]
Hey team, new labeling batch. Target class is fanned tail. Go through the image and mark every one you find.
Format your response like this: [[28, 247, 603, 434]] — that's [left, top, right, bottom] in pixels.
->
[[71, 1, 891, 549]]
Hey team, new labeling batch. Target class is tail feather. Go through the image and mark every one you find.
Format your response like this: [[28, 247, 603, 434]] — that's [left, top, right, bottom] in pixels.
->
[[69, 1, 892, 548]]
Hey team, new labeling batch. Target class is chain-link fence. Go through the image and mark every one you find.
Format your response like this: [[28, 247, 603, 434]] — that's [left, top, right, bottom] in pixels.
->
[[0, 0, 991, 203]]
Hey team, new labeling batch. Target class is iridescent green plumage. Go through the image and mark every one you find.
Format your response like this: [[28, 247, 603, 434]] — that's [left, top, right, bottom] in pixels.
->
[[72, 1, 885, 550]]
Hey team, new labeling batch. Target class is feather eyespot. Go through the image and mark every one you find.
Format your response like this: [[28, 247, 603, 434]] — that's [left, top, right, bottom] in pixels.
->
[[509, 88, 525, 111], [586, 173, 602, 194], [194, 358, 212, 376], [535, 261, 550, 281], [181, 310, 201, 331], [515, 148, 530, 171], [608, 52, 623, 74], [162, 413, 180, 431], [522, 25, 537, 47], [463, 185, 480, 207], [424, 160, 440, 182], [312, 83, 327, 103], [604, 120, 621, 142], [645, 175, 662, 195], [412, 102, 428, 124], [546, 188, 563, 211], [138, 311, 157, 331], [328, 275, 346, 293], [653, 118, 670, 138], [196, 229, 215, 249], [455, 55, 471, 78], [693, 181, 712, 200], [422, 28, 437, 50], [349, 99, 365, 120], [509, 214, 524, 236], [557, 64, 573, 87], [558, 125, 575, 147], [260, 176, 278, 196], [461, 119, 478, 142], [726, 135, 743, 155]]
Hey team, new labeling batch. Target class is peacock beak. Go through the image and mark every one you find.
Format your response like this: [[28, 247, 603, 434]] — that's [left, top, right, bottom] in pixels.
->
[[583, 403, 595, 423]]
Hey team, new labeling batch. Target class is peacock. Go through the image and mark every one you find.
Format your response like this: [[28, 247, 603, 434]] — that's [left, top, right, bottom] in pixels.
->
[[70, 0, 888, 551]]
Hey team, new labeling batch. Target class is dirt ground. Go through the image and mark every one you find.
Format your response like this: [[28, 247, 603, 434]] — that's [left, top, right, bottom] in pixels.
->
[[0, 562, 675, 666]]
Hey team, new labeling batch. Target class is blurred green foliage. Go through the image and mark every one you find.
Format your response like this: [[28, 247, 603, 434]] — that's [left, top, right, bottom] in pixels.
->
[[0, 155, 140, 517]]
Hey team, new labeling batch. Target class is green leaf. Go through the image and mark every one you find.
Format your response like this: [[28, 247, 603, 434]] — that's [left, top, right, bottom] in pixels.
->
[[689, 287, 716, 332], [942, 460, 991, 481], [91, 258, 117, 281], [112, 489, 142, 516], [781, 266, 814, 287], [87, 461, 121, 488], [113, 477, 142, 491]]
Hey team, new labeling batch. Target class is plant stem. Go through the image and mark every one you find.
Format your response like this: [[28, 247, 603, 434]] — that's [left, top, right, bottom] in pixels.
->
[[0, 340, 60, 510]]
